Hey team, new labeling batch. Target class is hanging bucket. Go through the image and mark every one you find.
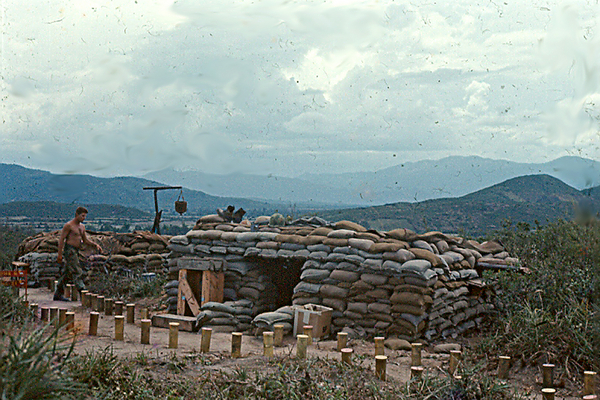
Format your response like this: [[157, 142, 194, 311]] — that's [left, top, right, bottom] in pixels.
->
[[175, 191, 187, 214]]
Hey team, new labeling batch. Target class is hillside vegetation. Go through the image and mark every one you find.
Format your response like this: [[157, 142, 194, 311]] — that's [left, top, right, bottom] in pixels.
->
[[319, 175, 599, 236]]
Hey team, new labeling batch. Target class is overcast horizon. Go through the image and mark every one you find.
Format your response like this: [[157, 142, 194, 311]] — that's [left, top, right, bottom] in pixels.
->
[[2, 1, 600, 179]]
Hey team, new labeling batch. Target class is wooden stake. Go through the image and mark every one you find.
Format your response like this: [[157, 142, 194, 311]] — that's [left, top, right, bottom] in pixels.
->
[[140, 308, 149, 320], [65, 311, 75, 331], [80, 290, 89, 307], [231, 332, 242, 358], [375, 355, 387, 381], [583, 395, 598, 400], [411, 342, 422, 366], [41, 307, 49, 322], [411, 366, 424, 380], [303, 325, 313, 345], [90, 294, 98, 311], [50, 307, 58, 326], [70, 286, 78, 301], [30, 303, 38, 319], [105, 298, 114, 316], [64, 284, 72, 299], [341, 348, 353, 365], [169, 322, 179, 349], [584, 371, 597, 396], [296, 334, 309, 359], [97, 296, 105, 312], [263, 331, 274, 358], [126, 304, 135, 324], [449, 350, 462, 376], [273, 324, 284, 347], [89, 312, 99, 336], [115, 315, 125, 341], [140, 319, 151, 344], [374, 337, 385, 356], [200, 327, 212, 353], [52, 280, 58, 293], [58, 308, 67, 327], [115, 301, 124, 316], [337, 332, 348, 352], [541, 388, 555, 400], [498, 356, 511, 380], [542, 364, 555, 389]]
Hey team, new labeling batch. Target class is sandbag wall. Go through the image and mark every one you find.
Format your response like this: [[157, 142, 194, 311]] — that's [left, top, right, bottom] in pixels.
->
[[15, 231, 170, 284], [164, 226, 288, 328], [165, 216, 516, 340]]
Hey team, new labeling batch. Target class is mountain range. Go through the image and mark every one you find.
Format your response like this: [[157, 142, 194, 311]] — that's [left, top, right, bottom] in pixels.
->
[[143, 155, 600, 206]]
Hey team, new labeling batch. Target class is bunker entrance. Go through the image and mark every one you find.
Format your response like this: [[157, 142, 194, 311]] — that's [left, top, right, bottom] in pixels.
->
[[258, 258, 303, 309]]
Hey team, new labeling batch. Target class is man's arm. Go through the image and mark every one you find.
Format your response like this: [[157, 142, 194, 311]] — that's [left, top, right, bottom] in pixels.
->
[[81, 227, 102, 252], [56, 224, 70, 263]]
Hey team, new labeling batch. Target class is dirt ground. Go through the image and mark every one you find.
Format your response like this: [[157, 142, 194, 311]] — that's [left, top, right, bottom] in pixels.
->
[[20, 287, 590, 399]]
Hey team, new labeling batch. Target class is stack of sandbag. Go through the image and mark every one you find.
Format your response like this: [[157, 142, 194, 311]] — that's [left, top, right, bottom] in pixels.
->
[[251, 305, 297, 334], [17, 252, 58, 283], [163, 214, 516, 341], [15, 231, 171, 284]]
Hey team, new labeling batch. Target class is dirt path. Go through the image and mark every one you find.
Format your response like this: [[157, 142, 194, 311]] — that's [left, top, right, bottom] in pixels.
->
[[21, 287, 587, 399]]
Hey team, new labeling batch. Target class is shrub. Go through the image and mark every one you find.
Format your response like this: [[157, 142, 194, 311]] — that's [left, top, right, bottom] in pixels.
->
[[483, 219, 600, 371]]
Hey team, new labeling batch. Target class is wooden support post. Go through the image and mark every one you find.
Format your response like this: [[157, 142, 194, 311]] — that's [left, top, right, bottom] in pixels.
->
[[64, 284, 72, 299], [90, 294, 98, 311], [50, 307, 58, 326], [105, 298, 114, 316], [498, 356, 511, 380], [341, 348, 353, 365], [542, 364, 554, 389], [80, 290, 89, 307], [303, 325, 313, 346], [231, 332, 242, 358], [115, 315, 124, 341], [200, 327, 212, 353], [337, 332, 348, 352], [411, 366, 424, 380], [140, 308, 149, 320], [41, 307, 49, 322], [263, 331, 274, 358], [30, 303, 38, 319], [273, 324, 284, 347], [541, 388, 555, 400], [411, 343, 422, 366], [115, 301, 124, 316], [584, 371, 597, 396], [126, 304, 135, 324], [374, 337, 385, 356], [89, 312, 99, 336], [169, 322, 179, 349], [141, 319, 151, 344], [296, 334, 308, 359], [375, 355, 387, 381], [449, 350, 462, 376], [70, 286, 78, 301], [97, 296, 105, 312], [59, 308, 67, 327], [66, 311, 75, 331]]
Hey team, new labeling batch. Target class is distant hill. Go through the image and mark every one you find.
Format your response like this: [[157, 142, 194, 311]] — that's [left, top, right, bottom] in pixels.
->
[[0, 163, 307, 218], [144, 155, 600, 206], [0, 201, 150, 220], [317, 174, 600, 236]]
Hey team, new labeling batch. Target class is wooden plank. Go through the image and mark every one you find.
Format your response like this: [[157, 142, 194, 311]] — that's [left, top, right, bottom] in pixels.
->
[[152, 314, 197, 332], [201, 271, 224, 305], [179, 275, 201, 316], [177, 269, 188, 316]]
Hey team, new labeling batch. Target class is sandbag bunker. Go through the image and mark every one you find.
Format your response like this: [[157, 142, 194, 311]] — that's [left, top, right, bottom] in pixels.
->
[[166, 214, 518, 341]]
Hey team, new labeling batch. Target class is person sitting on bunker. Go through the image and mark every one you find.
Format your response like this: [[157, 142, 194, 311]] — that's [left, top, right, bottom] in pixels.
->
[[54, 206, 101, 301]]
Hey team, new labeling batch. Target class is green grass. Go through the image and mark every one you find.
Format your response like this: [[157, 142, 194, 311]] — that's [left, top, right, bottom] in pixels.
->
[[480, 219, 600, 372]]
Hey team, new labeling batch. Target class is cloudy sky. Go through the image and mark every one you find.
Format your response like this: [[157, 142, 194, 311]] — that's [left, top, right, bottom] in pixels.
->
[[1, 0, 599, 178]]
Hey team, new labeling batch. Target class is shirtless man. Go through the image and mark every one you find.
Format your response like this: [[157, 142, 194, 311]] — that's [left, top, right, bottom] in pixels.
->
[[54, 206, 102, 301]]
